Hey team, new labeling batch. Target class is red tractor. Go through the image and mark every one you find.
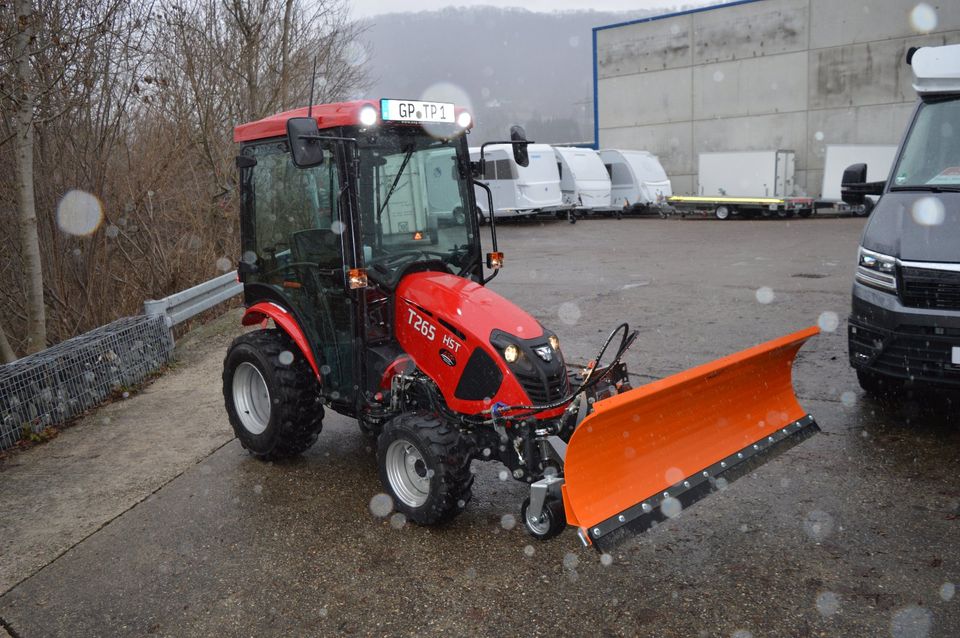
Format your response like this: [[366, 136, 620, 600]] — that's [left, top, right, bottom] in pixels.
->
[[223, 99, 820, 550]]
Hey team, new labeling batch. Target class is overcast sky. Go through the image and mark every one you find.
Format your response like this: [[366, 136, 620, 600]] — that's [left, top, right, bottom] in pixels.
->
[[349, 0, 720, 19]]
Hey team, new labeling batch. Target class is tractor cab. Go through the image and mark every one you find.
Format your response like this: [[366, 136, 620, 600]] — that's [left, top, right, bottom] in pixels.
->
[[233, 100, 513, 413]]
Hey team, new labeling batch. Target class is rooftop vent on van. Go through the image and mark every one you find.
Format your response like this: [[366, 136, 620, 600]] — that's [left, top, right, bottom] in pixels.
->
[[910, 44, 960, 95]]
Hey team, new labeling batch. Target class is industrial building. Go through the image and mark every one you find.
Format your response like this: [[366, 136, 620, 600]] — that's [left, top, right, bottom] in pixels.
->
[[592, 0, 960, 196]]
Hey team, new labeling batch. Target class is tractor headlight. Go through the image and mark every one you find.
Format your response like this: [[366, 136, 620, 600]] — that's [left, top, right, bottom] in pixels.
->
[[548, 335, 560, 352], [503, 344, 520, 363], [855, 247, 898, 292], [359, 104, 378, 128]]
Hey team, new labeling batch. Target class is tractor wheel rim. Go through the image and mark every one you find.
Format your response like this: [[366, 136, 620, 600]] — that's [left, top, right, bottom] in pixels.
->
[[385, 439, 430, 508], [525, 506, 551, 535], [233, 362, 270, 435]]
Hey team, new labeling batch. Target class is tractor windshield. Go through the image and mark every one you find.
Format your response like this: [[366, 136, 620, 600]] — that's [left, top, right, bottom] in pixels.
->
[[356, 128, 476, 283]]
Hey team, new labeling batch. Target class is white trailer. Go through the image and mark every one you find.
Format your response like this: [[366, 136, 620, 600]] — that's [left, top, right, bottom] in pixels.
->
[[819, 144, 898, 215], [699, 150, 795, 197], [553, 147, 611, 211], [598, 149, 672, 213], [669, 150, 813, 220], [470, 144, 564, 220]]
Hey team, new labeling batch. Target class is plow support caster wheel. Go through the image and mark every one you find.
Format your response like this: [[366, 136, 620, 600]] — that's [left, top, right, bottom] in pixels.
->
[[521, 496, 566, 541]]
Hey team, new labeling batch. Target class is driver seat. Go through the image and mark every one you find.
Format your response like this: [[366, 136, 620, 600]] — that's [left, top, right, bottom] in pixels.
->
[[292, 228, 342, 271]]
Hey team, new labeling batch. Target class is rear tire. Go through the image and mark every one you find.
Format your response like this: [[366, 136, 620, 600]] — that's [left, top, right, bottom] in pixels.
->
[[223, 329, 323, 460], [377, 412, 473, 525], [522, 496, 566, 541]]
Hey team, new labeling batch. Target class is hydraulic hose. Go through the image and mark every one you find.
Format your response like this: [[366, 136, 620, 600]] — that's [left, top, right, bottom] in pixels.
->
[[490, 323, 639, 420]]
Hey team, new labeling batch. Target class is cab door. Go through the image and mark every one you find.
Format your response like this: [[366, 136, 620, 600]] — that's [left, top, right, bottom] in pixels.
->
[[239, 140, 356, 400]]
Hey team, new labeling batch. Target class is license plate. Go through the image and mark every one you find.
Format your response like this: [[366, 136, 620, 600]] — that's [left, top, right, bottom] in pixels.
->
[[381, 99, 455, 123], [953, 346, 960, 365]]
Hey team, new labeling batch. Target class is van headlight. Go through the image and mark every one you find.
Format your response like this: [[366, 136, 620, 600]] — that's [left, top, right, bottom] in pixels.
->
[[855, 247, 898, 292]]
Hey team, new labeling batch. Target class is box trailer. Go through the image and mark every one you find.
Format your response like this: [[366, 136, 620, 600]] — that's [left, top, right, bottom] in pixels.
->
[[554, 146, 612, 211], [470, 144, 565, 220], [669, 150, 813, 220], [598, 149, 672, 214], [817, 144, 898, 215]]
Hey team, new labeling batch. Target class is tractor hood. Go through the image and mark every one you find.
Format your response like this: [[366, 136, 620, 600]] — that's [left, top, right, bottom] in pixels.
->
[[396, 271, 543, 343], [394, 271, 567, 416]]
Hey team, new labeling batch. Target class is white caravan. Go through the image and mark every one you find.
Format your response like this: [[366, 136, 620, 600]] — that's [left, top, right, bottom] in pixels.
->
[[598, 149, 672, 212], [553, 146, 612, 210], [470, 144, 564, 219]]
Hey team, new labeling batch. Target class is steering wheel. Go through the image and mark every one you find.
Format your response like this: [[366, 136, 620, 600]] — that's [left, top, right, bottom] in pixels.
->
[[367, 249, 449, 269]]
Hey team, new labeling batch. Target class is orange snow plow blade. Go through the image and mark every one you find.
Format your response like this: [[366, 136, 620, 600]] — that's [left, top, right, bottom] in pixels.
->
[[562, 326, 820, 551]]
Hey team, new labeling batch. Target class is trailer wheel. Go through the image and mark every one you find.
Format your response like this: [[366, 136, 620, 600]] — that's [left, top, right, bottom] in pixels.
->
[[223, 329, 323, 460], [521, 496, 566, 541], [377, 412, 474, 525], [714, 205, 731, 220]]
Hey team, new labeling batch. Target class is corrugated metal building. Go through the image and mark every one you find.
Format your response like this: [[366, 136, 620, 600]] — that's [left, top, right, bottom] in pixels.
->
[[592, 0, 960, 196]]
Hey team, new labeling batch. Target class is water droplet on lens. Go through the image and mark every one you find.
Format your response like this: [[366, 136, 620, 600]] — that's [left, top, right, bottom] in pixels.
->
[[369, 493, 393, 517]]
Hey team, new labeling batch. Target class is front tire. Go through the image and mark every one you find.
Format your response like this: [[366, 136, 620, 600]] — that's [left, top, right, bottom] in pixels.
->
[[377, 412, 473, 525], [223, 329, 323, 460]]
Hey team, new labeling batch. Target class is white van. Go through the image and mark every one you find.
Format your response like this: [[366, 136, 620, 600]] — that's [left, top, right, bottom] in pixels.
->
[[553, 147, 612, 210], [599, 149, 672, 213], [470, 144, 564, 219]]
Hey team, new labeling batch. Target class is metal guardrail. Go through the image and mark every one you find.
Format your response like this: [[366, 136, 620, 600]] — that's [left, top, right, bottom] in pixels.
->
[[1, 272, 243, 450], [144, 271, 243, 329]]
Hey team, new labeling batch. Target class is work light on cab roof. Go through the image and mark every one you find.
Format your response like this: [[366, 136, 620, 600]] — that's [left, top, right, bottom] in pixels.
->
[[222, 95, 821, 550]]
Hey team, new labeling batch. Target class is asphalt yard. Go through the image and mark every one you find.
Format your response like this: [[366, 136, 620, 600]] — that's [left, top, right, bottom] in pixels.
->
[[1, 215, 957, 637]]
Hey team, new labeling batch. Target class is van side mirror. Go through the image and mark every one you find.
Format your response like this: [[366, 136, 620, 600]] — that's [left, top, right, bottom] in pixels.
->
[[510, 125, 529, 167], [841, 163, 885, 205], [287, 117, 324, 168]]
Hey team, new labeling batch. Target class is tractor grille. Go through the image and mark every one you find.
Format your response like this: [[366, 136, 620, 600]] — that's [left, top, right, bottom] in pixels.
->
[[900, 267, 960, 311], [515, 368, 569, 405], [849, 322, 960, 386]]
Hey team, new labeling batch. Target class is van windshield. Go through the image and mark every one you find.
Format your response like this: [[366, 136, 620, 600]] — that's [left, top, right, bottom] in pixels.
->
[[891, 97, 960, 189]]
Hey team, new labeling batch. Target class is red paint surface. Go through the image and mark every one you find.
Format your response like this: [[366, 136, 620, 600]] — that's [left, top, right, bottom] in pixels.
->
[[241, 302, 320, 380]]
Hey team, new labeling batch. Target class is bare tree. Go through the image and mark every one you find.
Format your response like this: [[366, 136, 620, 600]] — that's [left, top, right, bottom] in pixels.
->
[[0, 0, 369, 356], [10, 0, 46, 354]]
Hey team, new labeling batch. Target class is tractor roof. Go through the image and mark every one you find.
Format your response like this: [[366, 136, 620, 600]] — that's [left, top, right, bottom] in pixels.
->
[[234, 100, 379, 143], [234, 99, 472, 143]]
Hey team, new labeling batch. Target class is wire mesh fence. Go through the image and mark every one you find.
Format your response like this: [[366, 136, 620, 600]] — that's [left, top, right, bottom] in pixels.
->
[[0, 315, 174, 450]]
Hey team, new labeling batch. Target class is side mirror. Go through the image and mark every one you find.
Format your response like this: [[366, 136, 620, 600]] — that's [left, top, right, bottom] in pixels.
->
[[841, 163, 885, 205], [286, 117, 324, 168], [510, 125, 529, 168], [841, 163, 867, 206]]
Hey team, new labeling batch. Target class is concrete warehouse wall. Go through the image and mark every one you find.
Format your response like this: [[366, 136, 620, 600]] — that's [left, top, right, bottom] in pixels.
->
[[593, 0, 960, 196]]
